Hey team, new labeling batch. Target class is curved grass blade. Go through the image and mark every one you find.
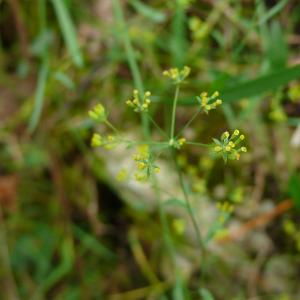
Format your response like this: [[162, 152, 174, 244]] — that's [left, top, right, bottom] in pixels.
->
[[28, 59, 49, 133], [51, 0, 83, 67], [164, 64, 300, 106]]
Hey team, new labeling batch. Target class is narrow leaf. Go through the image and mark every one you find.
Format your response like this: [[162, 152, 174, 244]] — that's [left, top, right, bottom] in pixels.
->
[[166, 64, 300, 106], [28, 60, 49, 133], [129, 0, 166, 23], [199, 288, 215, 300], [51, 0, 83, 67], [288, 173, 300, 210]]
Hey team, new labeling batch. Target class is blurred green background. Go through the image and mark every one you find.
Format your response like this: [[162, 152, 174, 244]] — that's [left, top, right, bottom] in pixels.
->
[[1, 0, 300, 299]]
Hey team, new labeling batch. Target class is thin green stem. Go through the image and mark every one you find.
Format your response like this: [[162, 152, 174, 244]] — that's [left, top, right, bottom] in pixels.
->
[[147, 114, 168, 139], [175, 109, 201, 139], [112, 2, 182, 294], [105, 120, 121, 134], [185, 141, 211, 147], [132, 141, 169, 147], [152, 175, 184, 296], [170, 85, 180, 139], [172, 150, 206, 279]]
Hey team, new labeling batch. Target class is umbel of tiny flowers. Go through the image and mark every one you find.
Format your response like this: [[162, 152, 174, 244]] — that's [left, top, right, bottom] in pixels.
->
[[89, 66, 248, 184], [163, 66, 191, 84], [90, 133, 117, 149], [196, 91, 222, 113], [216, 201, 235, 230], [169, 137, 186, 149], [132, 145, 160, 181], [91, 133, 102, 147], [126, 89, 151, 112], [212, 129, 247, 162], [217, 201, 235, 214], [88, 103, 107, 122]]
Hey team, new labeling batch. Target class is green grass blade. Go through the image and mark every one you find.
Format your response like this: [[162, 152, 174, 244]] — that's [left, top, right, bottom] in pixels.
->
[[170, 1, 187, 66], [161, 64, 300, 105], [266, 20, 288, 70], [28, 60, 49, 133], [51, 0, 83, 67], [129, 0, 166, 23], [112, 0, 150, 136], [288, 173, 300, 210], [33, 238, 74, 299], [221, 64, 300, 103], [199, 288, 215, 300], [73, 225, 115, 259], [258, 0, 289, 25]]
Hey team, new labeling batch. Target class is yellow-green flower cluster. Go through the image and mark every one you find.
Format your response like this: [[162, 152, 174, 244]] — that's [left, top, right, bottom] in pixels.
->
[[88, 103, 107, 122], [217, 201, 234, 213], [126, 89, 151, 113], [217, 201, 235, 224], [91, 133, 117, 149], [196, 91, 222, 113], [163, 66, 191, 84], [212, 130, 247, 162], [91, 133, 102, 147], [168, 137, 186, 149], [188, 16, 207, 40], [132, 145, 160, 181]]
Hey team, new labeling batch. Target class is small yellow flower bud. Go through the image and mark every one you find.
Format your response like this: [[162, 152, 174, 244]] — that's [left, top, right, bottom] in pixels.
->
[[91, 133, 102, 147], [233, 129, 240, 136], [212, 91, 219, 97], [178, 138, 186, 146], [221, 131, 229, 140], [145, 91, 151, 97], [89, 103, 106, 122], [214, 146, 222, 152], [241, 147, 247, 152], [137, 162, 146, 170], [239, 135, 245, 140], [134, 173, 147, 181]]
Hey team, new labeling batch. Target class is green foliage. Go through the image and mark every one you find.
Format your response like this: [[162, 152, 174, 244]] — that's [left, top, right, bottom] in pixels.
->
[[1, 0, 300, 299], [288, 173, 300, 210]]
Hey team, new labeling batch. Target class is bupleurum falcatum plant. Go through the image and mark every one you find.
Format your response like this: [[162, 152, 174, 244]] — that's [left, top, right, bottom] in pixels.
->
[[89, 66, 247, 175], [88, 66, 247, 288]]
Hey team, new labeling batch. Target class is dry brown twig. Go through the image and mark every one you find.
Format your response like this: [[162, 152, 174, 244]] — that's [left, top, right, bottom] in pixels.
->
[[218, 199, 293, 243]]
